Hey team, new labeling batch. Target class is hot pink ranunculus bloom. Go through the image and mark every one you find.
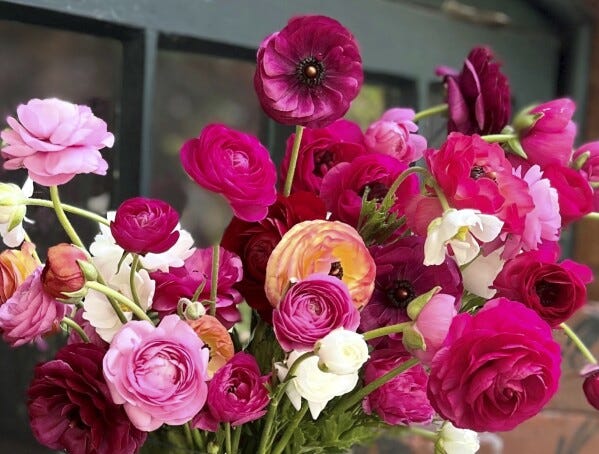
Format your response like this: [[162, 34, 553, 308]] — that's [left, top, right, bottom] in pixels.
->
[[180, 124, 277, 222], [542, 164, 594, 226], [254, 15, 363, 128], [574, 141, 599, 211], [103, 315, 209, 431], [427, 298, 561, 432], [1, 98, 113, 186]]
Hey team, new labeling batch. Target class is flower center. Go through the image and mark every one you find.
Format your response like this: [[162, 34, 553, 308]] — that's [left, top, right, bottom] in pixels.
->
[[359, 182, 389, 203], [535, 280, 559, 306], [387, 280, 416, 309], [329, 261, 344, 280], [313, 150, 336, 177], [297, 57, 325, 87], [470, 165, 497, 180]]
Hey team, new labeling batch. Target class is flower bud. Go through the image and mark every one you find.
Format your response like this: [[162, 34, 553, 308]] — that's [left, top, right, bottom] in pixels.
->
[[435, 421, 480, 454], [181, 298, 207, 320], [41, 243, 90, 300], [315, 329, 368, 375], [582, 365, 599, 411]]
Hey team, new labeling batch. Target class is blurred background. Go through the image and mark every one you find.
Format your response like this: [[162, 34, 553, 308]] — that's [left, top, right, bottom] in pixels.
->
[[0, 0, 598, 452]]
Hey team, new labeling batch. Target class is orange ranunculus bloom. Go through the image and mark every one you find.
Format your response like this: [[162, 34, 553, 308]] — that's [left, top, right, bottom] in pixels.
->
[[188, 315, 235, 378], [0, 241, 38, 305], [264, 220, 375, 309]]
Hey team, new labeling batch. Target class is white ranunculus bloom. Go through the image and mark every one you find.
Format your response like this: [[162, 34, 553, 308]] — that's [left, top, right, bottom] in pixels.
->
[[436, 421, 480, 454], [276, 350, 358, 419], [461, 247, 505, 299], [424, 209, 503, 266], [315, 329, 369, 375], [0, 178, 33, 247]]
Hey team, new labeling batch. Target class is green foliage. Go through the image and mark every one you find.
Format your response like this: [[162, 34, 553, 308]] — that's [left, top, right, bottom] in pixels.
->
[[358, 187, 406, 246], [245, 319, 285, 375]]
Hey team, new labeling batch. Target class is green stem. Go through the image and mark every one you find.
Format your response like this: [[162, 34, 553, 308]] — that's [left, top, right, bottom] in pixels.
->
[[183, 422, 194, 449], [412, 104, 448, 122], [428, 178, 451, 211], [231, 425, 242, 454], [380, 166, 429, 209], [283, 125, 305, 197], [332, 358, 419, 414], [191, 427, 206, 452], [129, 254, 142, 307], [362, 322, 412, 341], [225, 422, 232, 454], [210, 242, 220, 316], [561, 322, 598, 364], [286, 352, 314, 380], [96, 273, 128, 324], [480, 133, 518, 143], [61, 317, 90, 343], [271, 401, 309, 454], [49, 186, 84, 248], [407, 426, 438, 441], [24, 198, 110, 225], [86, 281, 152, 323]]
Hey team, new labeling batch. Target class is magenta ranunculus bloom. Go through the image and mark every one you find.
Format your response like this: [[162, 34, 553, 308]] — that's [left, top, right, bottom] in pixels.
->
[[428, 298, 561, 432], [103, 315, 209, 431], [320, 153, 419, 227], [28, 343, 146, 454], [364, 108, 427, 164], [0, 267, 67, 347], [111, 197, 180, 255], [272, 273, 360, 352], [150, 247, 243, 328], [1, 98, 113, 186], [493, 245, 592, 327], [359, 236, 462, 339], [437, 47, 511, 135], [193, 352, 270, 431], [574, 141, 599, 211], [254, 15, 363, 128], [542, 164, 594, 226], [362, 341, 434, 425], [280, 119, 366, 195], [181, 124, 277, 222], [582, 365, 599, 411], [519, 98, 577, 168]]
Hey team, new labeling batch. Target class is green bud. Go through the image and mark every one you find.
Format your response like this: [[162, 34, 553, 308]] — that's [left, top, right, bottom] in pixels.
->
[[402, 326, 426, 351], [407, 286, 441, 320]]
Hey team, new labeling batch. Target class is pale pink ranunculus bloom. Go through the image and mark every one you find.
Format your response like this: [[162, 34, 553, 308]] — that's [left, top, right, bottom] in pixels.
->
[[1, 98, 114, 186], [103, 315, 209, 431]]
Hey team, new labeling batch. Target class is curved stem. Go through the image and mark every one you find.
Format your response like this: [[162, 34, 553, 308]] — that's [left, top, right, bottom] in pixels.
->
[[129, 254, 142, 307], [413, 104, 448, 122], [49, 186, 84, 248], [61, 317, 90, 343], [25, 198, 110, 225], [210, 242, 220, 316], [286, 352, 314, 380], [271, 401, 308, 454], [407, 426, 438, 441], [96, 273, 128, 324], [380, 166, 430, 208], [561, 322, 598, 364], [86, 281, 152, 323], [480, 133, 518, 143], [362, 322, 412, 341], [283, 125, 305, 197]]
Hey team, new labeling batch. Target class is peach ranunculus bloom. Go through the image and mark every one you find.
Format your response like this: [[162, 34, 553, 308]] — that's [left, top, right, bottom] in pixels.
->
[[264, 220, 375, 309], [0, 241, 38, 305], [188, 315, 235, 378]]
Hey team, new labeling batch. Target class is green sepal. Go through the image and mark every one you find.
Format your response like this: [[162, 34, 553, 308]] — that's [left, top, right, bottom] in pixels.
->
[[7, 207, 25, 232], [407, 286, 441, 320], [573, 150, 591, 170], [115, 250, 129, 274], [505, 138, 528, 159], [591, 181, 599, 189], [512, 104, 542, 132], [402, 326, 426, 351], [77, 259, 98, 282]]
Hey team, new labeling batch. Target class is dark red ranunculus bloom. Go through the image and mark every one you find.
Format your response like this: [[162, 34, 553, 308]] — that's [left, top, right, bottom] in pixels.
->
[[254, 15, 363, 128], [583, 366, 599, 411], [437, 46, 511, 135], [42, 243, 88, 299], [110, 197, 180, 255], [221, 192, 326, 322], [28, 343, 146, 454]]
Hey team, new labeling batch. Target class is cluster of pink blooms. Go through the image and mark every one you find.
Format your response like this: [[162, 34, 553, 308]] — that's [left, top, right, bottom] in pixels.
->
[[1, 13, 599, 454]]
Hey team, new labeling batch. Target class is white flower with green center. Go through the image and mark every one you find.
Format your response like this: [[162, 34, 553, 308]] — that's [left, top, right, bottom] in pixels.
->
[[435, 421, 480, 454], [0, 178, 33, 247]]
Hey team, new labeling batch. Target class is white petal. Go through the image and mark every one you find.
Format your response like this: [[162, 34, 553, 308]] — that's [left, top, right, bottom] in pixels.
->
[[449, 234, 480, 266], [462, 247, 504, 298], [469, 214, 503, 242]]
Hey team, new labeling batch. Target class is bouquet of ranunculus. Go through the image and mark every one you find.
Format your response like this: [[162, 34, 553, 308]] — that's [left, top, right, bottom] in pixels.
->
[[3, 13, 599, 454]]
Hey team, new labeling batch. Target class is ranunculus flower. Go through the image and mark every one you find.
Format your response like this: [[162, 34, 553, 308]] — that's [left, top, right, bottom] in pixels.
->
[[273, 273, 359, 352], [254, 15, 363, 128], [582, 365, 599, 411], [187, 315, 234, 378], [110, 197, 180, 255], [265, 220, 376, 309], [542, 164, 593, 226], [41, 243, 89, 299], [518, 98, 576, 167], [280, 120, 365, 195], [150, 247, 243, 329], [180, 124, 277, 222], [435, 422, 480, 454], [320, 153, 419, 227], [0, 178, 33, 247], [493, 246, 592, 327], [221, 192, 326, 322], [1, 98, 113, 185], [28, 343, 146, 454], [362, 342, 434, 425], [0, 267, 66, 347], [427, 298, 561, 432], [103, 315, 209, 431], [277, 350, 358, 419], [436, 46, 511, 135], [0, 241, 38, 304], [193, 353, 270, 431], [574, 141, 599, 211], [404, 194, 444, 237], [315, 328, 368, 375], [364, 108, 427, 163], [359, 236, 462, 338]]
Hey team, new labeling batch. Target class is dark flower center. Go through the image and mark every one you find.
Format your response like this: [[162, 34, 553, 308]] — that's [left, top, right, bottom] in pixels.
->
[[297, 57, 325, 87], [387, 280, 416, 309], [329, 261, 344, 280], [535, 280, 559, 306], [313, 150, 336, 177], [470, 165, 497, 180], [359, 182, 389, 203]]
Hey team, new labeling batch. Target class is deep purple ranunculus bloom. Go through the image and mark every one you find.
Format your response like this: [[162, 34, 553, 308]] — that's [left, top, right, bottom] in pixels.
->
[[28, 343, 146, 454], [110, 197, 180, 255], [254, 15, 363, 128], [437, 46, 511, 135], [359, 236, 462, 338], [193, 352, 270, 431]]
